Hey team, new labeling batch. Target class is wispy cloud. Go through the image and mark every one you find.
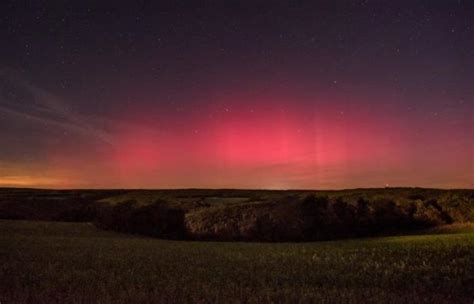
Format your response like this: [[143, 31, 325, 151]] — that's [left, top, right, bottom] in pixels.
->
[[0, 69, 113, 144]]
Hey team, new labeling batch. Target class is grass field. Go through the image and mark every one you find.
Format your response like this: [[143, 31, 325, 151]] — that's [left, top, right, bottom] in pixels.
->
[[1, 220, 473, 303]]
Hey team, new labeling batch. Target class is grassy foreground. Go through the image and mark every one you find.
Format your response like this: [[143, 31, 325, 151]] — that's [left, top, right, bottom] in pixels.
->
[[1, 220, 473, 303]]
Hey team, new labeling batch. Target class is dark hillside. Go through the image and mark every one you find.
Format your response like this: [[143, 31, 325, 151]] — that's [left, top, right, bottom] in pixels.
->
[[1, 188, 473, 241]]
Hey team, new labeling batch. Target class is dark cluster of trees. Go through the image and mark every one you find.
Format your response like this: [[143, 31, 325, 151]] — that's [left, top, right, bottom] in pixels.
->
[[297, 195, 453, 241], [95, 200, 187, 239], [197, 195, 454, 242], [93, 194, 455, 242]]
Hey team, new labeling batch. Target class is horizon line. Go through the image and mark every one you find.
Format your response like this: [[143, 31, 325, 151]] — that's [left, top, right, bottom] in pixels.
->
[[1, 186, 473, 192]]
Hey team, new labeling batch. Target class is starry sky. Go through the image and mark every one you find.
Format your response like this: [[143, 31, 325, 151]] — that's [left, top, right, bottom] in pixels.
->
[[0, 1, 472, 189]]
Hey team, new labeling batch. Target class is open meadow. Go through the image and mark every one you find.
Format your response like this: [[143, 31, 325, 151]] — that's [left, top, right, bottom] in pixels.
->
[[1, 219, 473, 303]]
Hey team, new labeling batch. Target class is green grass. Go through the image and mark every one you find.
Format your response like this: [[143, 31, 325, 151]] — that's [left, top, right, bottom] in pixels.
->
[[1, 220, 473, 303]]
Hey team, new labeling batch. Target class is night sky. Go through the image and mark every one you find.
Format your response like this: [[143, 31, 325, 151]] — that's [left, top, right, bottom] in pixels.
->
[[0, 1, 472, 189]]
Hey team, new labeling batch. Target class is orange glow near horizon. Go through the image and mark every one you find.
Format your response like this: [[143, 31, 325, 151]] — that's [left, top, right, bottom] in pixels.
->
[[0, 176, 66, 188]]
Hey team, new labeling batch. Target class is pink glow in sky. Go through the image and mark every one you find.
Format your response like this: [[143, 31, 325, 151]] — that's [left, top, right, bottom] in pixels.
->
[[1, 2, 473, 190], [2, 90, 462, 190]]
